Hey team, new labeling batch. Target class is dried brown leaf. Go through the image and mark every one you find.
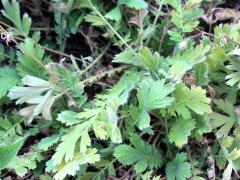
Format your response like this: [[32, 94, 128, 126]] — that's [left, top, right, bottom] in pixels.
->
[[201, 8, 240, 24]]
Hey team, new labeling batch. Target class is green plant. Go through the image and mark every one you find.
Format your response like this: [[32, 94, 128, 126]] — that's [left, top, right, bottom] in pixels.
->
[[166, 153, 191, 180], [1, 0, 240, 179]]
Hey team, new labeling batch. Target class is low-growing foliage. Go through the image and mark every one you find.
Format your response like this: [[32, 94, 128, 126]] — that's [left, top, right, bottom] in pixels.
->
[[0, 0, 240, 179]]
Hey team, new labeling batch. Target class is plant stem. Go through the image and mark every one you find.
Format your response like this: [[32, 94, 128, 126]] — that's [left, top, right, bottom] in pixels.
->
[[83, 66, 128, 84], [77, 42, 111, 76], [158, 21, 170, 52], [165, 118, 168, 135], [0, 21, 87, 62], [92, 6, 130, 48], [153, 0, 165, 28], [146, 0, 165, 45], [92, 158, 117, 179]]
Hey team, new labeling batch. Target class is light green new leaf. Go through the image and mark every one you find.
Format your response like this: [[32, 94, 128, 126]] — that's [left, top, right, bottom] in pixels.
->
[[169, 118, 195, 147], [1, 0, 31, 36], [8, 76, 51, 104], [137, 79, 175, 111], [169, 45, 210, 81], [138, 47, 161, 75], [80, 131, 91, 153], [37, 134, 60, 151], [85, 13, 106, 26], [170, 84, 211, 119], [223, 161, 233, 180], [8, 76, 55, 122], [57, 111, 80, 126], [0, 67, 20, 98], [51, 121, 91, 165], [50, 149, 100, 180], [166, 153, 191, 180], [138, 110, 151, 130], [136, 78, 174, 129], [104, 106, 122, 143], [0, 137, 24, 170], [105, 6, 122, 21], [54, 160, 81, 180], [92, 120, 108, 140], [225, 61, 240, 88]]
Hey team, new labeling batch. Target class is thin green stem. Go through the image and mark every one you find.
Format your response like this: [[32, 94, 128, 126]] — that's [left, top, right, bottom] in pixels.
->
[[0, 21, 85, 62], [92, 158, 117, 179], [146, 0, 165, 45], [139, 20, 144, 49], [77, 42, 111, 76], [92, 7, 130, 48], [153, 0, 165, 28], [165, 118, 168, 135]]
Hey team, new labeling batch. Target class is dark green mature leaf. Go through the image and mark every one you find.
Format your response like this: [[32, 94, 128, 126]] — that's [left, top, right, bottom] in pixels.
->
[[166, 153, 191, 180], [209, 99, 239, 138], [194, 115, 211, 138], [114, 134, 162, 173], [0, 138, 24, 170], [0, 67, 20, 98], [119, 0, 148, 9], [17, 38, 47, 78], [69, 11, 84, 34], [74, 0, 93, 9], [106, 0, 147, 21], [7, 152, 43, 177], [0, 44, 5, 61], [194, 62, 209, 85]]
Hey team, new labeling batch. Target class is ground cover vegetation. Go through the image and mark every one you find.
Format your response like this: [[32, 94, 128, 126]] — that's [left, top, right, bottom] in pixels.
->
[[0, 0, 240, 179]]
